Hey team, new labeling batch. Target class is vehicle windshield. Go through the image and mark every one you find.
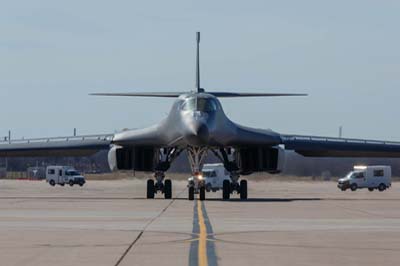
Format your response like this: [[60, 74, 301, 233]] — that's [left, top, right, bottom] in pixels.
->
[[346, 171, 363, 179], [202, 170, 217, 177], [345, 171, 354, 179], [182, 97, 218, 112], [66, 170, 80, 176]]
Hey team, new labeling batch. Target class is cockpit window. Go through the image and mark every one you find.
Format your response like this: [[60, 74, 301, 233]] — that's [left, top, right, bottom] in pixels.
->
[[182, 97, 218, 112], [197, 98, 217, 112], [182, 97, 196, 111]]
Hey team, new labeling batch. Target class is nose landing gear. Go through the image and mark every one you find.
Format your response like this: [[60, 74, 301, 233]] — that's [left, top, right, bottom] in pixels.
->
[[187, 146, 209, 200], [187, 174, 207, 201]]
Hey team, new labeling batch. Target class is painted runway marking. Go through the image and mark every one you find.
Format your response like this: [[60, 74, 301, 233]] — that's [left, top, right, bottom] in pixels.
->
[[189, 200, 218, 266]]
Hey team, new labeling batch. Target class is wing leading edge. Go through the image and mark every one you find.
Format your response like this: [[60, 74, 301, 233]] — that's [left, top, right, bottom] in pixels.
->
[[0, 134, 113, 157], [281, 135, 400, 157]]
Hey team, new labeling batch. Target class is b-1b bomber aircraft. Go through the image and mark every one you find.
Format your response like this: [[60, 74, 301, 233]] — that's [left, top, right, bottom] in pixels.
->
[[1, 32, 400, 200]]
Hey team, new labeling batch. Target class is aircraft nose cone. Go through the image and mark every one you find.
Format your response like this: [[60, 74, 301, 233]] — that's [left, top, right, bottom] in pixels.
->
[[185, 122, 209, 146]]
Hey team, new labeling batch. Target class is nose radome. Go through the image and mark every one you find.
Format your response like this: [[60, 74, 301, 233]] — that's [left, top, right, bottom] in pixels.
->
[[195, 123, 209, 139], [186, 122, 209, 146]]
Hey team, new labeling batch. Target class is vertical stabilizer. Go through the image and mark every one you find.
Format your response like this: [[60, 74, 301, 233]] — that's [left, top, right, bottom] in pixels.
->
[[196, 32, 203, 92]]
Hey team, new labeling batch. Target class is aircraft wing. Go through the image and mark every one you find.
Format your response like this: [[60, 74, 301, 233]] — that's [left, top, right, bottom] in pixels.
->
[[281, 135, 400, 157], [0, 134, 113, 157]]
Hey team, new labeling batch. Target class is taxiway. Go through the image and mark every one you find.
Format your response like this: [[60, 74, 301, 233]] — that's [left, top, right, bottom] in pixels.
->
[[0, 179, 400, 266]]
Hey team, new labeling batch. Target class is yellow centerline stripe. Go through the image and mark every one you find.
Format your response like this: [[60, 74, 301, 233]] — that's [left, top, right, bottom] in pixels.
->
[[198, 201, 208, 266]]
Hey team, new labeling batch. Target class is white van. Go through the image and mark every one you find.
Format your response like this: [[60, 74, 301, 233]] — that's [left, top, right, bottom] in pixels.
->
[[46, 166, 85, 187], [338, 165, 391, 192], [202, 163, 231, 192]]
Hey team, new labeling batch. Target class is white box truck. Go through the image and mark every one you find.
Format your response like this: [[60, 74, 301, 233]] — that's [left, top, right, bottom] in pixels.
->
[[46, 166, 86, 187], [338, 165, 391, 192], [202, 163, 231, 192]]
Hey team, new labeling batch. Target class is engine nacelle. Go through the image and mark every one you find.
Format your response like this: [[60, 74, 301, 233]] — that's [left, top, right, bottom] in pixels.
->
[[108, 145, 158, 172], [236, 146, 285, 175]]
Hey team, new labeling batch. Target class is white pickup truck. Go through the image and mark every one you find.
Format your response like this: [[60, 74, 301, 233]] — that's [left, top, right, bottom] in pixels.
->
[[46, 166, 86, 187], [338, 165, 391, 192]]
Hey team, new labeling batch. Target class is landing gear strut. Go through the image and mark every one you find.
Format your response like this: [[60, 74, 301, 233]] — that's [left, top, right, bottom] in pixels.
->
[[187, 147, 208, 200]]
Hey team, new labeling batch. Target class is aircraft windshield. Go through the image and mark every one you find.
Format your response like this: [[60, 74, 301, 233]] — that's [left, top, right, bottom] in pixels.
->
[[182, 97, 218, 112]]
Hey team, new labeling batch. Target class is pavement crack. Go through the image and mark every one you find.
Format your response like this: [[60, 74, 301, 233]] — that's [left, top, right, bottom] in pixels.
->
[[114, 231, 144, 266], [114, 188, 186, 266]]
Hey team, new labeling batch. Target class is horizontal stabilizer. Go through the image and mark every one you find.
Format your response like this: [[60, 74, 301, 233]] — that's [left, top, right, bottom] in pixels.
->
[[208, 92, 307, 97], [90, 92, 185, 98], [91, 92, 307, 98]]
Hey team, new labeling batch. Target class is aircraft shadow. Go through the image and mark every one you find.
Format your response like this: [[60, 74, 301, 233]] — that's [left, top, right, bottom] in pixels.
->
[[199, 198, 322, 202]]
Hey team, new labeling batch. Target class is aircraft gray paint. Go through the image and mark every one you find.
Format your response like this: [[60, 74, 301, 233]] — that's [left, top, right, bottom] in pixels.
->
[[1, 32, 400, 200]]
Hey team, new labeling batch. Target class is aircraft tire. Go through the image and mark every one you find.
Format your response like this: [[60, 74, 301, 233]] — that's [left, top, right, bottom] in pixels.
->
[[240, 180, 248, 200], [147, 179, 155, 199], [188, 187, 195, 200], [199, 186, 206, 201], [223, 180, 230, 200], [164, 179, 172, 199]]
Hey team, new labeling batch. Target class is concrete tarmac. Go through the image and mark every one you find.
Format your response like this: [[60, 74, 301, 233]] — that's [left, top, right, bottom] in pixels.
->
[[1, 179, 400, 266]]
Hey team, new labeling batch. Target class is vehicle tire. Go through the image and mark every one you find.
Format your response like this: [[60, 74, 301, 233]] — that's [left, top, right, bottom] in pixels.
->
[[79, 182, 84, 187], [49, 180, 56, 186], [147, 179, 155, 199], [378, 183, 386, 192], [69, 180, 74, 187], [223, 180, 230, 200], [188, 186, 195, 201], [350, 183, 357, 191], [164, 179, 172, 199], [368, 187, 374, 192], [60, 183, 65, 187], [240, 180, 248, 200], [199, 186, 206, 201], [206, 183, 212, 192], [341, 188, 346, 191]]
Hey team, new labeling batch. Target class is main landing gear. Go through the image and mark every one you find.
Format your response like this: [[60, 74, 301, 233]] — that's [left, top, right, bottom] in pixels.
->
[[222, 179, 248, 200], [146, 172, 172, 199], [146, 147, 183, 199]]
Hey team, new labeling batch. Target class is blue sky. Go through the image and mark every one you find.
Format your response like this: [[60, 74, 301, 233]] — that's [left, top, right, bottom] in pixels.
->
[[0, 0, 399, 140]]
